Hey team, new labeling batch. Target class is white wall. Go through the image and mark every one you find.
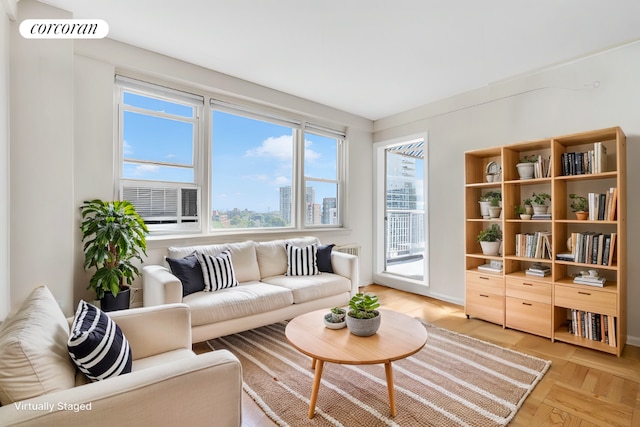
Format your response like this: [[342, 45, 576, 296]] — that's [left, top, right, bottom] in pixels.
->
[[9, 0, 74, 313], [0, 4, 11, 320], [374, 41, 640, 346], [7, 2, 374, 314]]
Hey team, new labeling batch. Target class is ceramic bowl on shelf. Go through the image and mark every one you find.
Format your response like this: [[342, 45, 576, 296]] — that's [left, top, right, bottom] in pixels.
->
[[323, 313, 346, 329]]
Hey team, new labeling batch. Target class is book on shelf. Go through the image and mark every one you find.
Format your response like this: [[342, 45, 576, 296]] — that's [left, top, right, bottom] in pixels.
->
[[561, 142, 607, 176], [587, 188, 616, 221], [567, 232, 616, 265], [531, 213, 551, 220], [515, 231, 552, 259], [569, 310, 616, 346], [526, 268, 550, 277], [556, 252, 574, 261], [573, 276, 606, 287], [477, 263, 503, 273]]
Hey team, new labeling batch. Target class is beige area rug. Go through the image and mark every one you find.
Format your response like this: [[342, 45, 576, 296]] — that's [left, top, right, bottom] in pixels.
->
[[208, 322, 551, 427]]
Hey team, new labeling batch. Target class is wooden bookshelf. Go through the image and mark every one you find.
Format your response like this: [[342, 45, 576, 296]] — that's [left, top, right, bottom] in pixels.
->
[[464, 127, 626, 356]]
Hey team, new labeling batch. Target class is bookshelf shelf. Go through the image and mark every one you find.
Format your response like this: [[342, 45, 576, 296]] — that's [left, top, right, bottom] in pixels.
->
[[464, 126, 626, 356]]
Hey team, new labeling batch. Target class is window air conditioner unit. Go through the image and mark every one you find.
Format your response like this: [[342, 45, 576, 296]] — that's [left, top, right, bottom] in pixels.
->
[[122, 186, 199, 224]]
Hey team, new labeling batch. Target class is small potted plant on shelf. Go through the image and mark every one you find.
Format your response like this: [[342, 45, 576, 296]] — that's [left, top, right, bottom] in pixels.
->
[[569, 193, 589, 220], [324, 307, 347, 329], [531, 192, 551, 215], [80, 199, 148, 312], [514, 205, 531, 220], [487, 192, 502, 219], [477, 224, 502, 256], [523, 198, 533, 215], [479, 190, 500, 219], [516, 155, 537, 180], [346, 293, 381, 336]]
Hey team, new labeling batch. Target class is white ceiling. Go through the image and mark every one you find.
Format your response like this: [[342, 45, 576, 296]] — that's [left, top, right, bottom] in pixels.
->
[[38, 0, 640, 120]]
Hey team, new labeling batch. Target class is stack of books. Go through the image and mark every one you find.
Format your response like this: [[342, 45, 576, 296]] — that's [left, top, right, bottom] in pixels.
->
[[568, 310, 616, 347], [477, 261, 503, 273], [526, 263, 551, 277], [573, 274, 606, 287], [531, 213, 551, 220]]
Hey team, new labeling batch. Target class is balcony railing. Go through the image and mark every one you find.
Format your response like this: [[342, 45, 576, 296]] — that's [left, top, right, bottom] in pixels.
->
[[386, 210, 425, 261]]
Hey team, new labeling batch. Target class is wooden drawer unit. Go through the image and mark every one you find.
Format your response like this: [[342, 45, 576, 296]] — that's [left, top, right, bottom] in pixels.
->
[[506, 276, 551, 304], [465, 271, 504, 325], [555, 285, 617, 316], [466, 271, 504, 296], [506, 297, 552, 338]]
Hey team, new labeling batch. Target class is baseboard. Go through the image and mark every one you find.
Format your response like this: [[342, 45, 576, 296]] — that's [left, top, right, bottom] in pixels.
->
[[626, 334, 640, 348]]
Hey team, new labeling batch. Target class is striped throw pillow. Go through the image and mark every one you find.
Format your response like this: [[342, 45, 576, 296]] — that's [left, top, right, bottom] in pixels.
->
[[67, 301, 132, 381], [197, 250, 239, 291], [286, 244, 320, 276]]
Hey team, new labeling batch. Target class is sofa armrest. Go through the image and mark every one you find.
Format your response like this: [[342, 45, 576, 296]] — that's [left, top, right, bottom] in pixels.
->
[[143, 265, 183, 306], [108, 304, 192, 360], [331, 251, 360, 297], [0, 350, 243, 427]]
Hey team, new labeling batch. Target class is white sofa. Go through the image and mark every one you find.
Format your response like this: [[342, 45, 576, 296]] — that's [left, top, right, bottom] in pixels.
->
[[0, 286, 243, 427], [143, 237, 359, 343]]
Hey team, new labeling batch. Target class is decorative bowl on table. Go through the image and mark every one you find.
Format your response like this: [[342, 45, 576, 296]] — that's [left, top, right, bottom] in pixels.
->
[[323, 313, 346, 329]]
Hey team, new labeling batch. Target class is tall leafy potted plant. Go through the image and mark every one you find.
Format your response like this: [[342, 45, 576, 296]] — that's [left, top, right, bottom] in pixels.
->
[[80, 199, 148, 311], [477, 224, 502, 256]]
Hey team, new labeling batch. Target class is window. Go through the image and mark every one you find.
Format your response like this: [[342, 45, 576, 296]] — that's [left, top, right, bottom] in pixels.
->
[[116, 75, 346, 234], [116, 76, 203, 231]]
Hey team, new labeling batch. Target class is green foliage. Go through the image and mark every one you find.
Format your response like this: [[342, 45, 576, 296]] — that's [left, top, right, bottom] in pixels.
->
[[514, 205, 526, 215], [348, 293, 380, 319], [476, 224, 502, 242], [569, 194, 588, 212], [80, 199, 148, 299], [480, 191, 501, 204], [523, 198, 533, 206], [519, 155, 538, 163], [531, 192, 551, 206], [329, 306, 346, 322]]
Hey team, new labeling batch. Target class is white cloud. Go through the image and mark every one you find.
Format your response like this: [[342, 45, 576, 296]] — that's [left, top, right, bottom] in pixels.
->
[[273, 176, 290, 185], [134, 164, 160, 175], [165, 154, 176, 159], [123, 140, 133, 155], [245, 135, 292, 160], [305, 139, 320, 161]]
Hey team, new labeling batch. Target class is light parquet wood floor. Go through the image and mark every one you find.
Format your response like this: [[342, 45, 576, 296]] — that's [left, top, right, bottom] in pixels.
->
[[194, 284, 640, 426]]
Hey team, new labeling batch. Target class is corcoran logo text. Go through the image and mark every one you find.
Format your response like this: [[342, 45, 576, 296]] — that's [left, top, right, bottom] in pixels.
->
[[19, 19, 109, 39]]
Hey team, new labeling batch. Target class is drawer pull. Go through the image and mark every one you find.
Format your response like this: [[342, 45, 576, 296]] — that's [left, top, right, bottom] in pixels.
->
[[522, 282, 533, 286], [479, 294, 489, 298], [522, 302, 532, 306], [578, 291, 591, 296], [479, 277, 489, 280]]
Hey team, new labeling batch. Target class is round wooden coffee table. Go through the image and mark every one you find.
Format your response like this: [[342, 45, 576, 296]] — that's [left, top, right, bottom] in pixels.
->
[[285, 308, 427, 419]]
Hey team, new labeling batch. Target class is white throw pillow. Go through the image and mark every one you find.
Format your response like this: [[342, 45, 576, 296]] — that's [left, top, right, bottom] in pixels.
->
[[0, 286, 76, 405]]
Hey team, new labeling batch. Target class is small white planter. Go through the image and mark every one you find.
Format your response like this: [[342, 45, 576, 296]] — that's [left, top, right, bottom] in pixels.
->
[[532, 205, 548, 215], [479, 241, 501, 256], [516, 163, 535, 180], [488, 206, 502, 219], [478, 201, 491, 218]]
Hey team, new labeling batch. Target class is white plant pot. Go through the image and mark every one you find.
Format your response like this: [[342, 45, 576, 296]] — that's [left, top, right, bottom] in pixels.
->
[[478, 201, 491, 218], [479, 241, 501, 256], [516, 163, 535, 180], [488, 206, 502, 218], [532, 205, 548, 215]]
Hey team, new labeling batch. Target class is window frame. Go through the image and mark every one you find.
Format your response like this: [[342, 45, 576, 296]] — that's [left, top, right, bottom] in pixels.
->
[[115, 75, 347, 236]]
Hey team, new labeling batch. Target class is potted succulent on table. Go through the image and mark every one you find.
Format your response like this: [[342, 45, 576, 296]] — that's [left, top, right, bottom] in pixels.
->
[[514, 205, 531, 220], [516, 155, 537, 180], [531, 192, 551, 215], [80, 199, 148, 312], [324, 307, 347, 329], [346, 293, 381, 336], [569, 193, 589, 220], [477, 224, 502, 256]]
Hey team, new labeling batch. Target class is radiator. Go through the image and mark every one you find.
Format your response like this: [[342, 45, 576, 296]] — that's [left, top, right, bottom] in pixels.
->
[[334, 244, 360, 257]]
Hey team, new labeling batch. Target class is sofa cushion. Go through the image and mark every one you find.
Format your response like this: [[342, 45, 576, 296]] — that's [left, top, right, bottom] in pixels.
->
[[256, 237, 320, 278], [0, 285, 76, 405], [169, 241, 260, 283], [68, 301, 133, 381], [167, 253, 205, 297], [197, 251, 239, 292], [182, 282, 293, 326], [286, 244, 319, 276], [262, 273, 352, 304], [317, 244, 335, 273]]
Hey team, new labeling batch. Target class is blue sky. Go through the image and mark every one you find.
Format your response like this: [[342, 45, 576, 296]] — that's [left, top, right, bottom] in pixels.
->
[[122, 92, 338, 213]]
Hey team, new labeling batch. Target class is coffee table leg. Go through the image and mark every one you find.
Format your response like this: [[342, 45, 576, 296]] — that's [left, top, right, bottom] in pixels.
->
[[308, 359, 324, 419], [384, 362, 397, 417], [311, 357, 316, 370]]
